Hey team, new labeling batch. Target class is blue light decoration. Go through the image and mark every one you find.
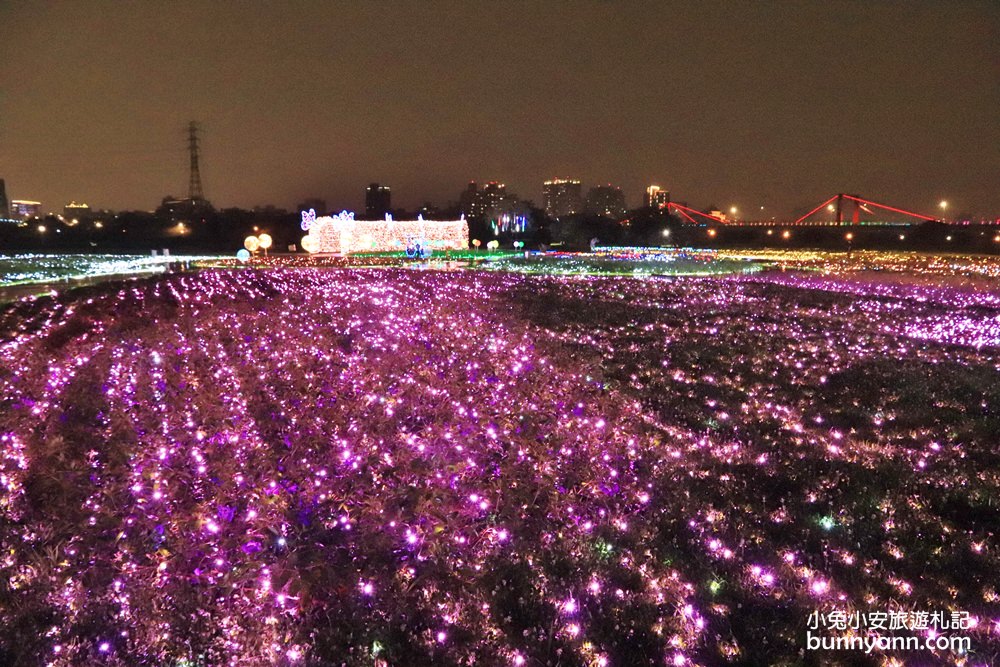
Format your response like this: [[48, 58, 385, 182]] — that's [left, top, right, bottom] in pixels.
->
[[236, 249, 251, 262], [405, 237, 433, 259], [490, 213, 528, 235]]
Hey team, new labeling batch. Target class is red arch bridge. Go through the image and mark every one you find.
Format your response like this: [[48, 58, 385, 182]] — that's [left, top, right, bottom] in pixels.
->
[[664, 193, 942, 227]]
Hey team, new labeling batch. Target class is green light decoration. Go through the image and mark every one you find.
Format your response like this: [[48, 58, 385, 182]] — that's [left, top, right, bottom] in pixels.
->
[[594, 540, 614, 559]]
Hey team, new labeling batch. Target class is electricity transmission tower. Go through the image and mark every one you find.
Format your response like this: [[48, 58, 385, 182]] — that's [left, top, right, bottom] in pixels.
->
[[187, 121, 205, 202]]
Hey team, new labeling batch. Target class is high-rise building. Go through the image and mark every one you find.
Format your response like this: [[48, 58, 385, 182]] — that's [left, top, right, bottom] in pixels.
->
[[11, 200, 42, 220], [0, 179, 8, 219], [543, 179, 583, 218], [459, 181, 478, 217], [460, 181, 529, 232], [585, 185, 627, 219], [472, 182, 509, 220], [645, 185, 669, 209], [365, 183, 391, 218]]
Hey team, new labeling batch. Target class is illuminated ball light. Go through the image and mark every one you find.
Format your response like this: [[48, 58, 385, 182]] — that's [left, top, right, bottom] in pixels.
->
[[300, 210, 469, 254], [300, 234, 319, 254]]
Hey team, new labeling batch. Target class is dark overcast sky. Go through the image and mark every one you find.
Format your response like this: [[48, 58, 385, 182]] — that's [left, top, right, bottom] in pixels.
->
[[1, 1, 998, 216]]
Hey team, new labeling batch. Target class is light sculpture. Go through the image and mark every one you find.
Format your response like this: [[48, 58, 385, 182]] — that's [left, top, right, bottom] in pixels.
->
[[299, 210, 468, 255]]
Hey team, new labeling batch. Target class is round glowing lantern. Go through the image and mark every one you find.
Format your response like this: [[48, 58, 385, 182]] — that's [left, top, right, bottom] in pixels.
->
[[300, 234, 319, 254], [244, 235, 260, 252], [258, 233, 273, 250], [236, 248, 251, 263]]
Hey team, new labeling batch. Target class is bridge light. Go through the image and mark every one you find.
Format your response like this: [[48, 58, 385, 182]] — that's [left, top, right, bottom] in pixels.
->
[[766, 229, 773, 236], [946, 235, 953, 241], [729, 206, 737, 215], [827, 204, 836, 212], [939, 200, 948, 210], [707, 229, 717, 238], [993, 235, 999, 243], [662, 229, 671, 237], [782, 230, 791, 239], [899, 234, 906, 241], [845, 233, 854, 241]]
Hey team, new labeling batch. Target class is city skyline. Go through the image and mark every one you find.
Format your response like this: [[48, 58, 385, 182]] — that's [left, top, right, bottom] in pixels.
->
[[1, 2, 998, 216]]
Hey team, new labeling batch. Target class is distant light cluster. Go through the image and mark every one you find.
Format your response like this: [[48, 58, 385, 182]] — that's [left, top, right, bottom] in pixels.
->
[[0, 253, 224, 288], [717, 249, 1000, 280], [301, 209, 469, 254]]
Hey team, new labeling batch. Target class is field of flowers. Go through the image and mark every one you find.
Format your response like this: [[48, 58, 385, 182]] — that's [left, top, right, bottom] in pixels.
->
[[2, 266, 999, 666]]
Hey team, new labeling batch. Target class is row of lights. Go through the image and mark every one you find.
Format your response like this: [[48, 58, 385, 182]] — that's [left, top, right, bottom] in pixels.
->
[[668, 228, 1000, 244]]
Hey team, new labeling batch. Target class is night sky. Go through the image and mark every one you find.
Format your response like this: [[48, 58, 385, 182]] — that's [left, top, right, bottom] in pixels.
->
[[1, 1, 998, 217]]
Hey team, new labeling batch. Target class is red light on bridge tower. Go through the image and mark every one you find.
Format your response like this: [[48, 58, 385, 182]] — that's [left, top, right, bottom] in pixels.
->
[[834, 194, 862, 225]]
